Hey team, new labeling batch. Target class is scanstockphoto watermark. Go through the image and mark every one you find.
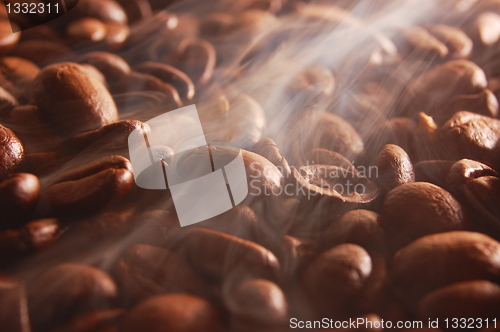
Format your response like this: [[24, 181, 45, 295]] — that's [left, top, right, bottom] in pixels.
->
[[248, 162, 379, 197], [290, 317, 423, 329]]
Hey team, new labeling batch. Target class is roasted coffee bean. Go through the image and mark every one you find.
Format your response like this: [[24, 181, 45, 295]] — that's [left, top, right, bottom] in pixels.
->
[[71, 0, 128, 25], [446, 159, 498, 186], [322, 209, 385, 253], [392, 231, 500, 304], [302, 148, 356, 170], [0, 20, 20, 55], [0, 86, 17, 113], [78, 52, 131, 82], [111, 71, 182, 108], [382, 182, 464, 246], [45, 155, 134, 217], [434, 89, 499, 125], [0, 218, 60, 266], [287, 110, 364, 162], [471, 11, 500, 46], [417, 280, 500, 324], [100, 23, 130, 52], [115, 0, 152, 24], [401, 60, 487, 117], [54, 309, 124, 332], [428, 24, 473, 59], [287, 65, 336, 101], [120, 294, 225, 332], [0, 56, 40, 102], [302, 244, 372, 318], [162, 38, 216, 87], [80, 64, 107, 86], [134, 62, 195, 102], [69, 120, 148, 151], [373, 144, 414, 193], [12, 40, 74, 67], [1, 105, 63, 154], [439, 111, 500, 167], [0, 279, 30, 332], [0, 173, 40, 229], [28, 263, 118, 331], [32, 63, 118, 137], [0, 124, 24, 179], [252, 137, 291, 178], [172, 228, 280, 282], [225, 278, 287, 331], [414, 160, 455, 188], [396, 26, 449, 60], [113, 244, 205, 306], [66, 18, 107, 43]]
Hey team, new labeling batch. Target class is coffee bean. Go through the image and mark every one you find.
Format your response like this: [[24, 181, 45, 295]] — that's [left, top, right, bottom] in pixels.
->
[[134, 61, 195, 102], [0, 56, 40, 102], [0, 173, 40, 229], [471, 12, 500, 46], [28, 263, 118, 331], [322, 209, 385, 253], [428, 24, 473, 59], [66, 18, 107, 43], [45, 155, 134, 217], [302, 244, 372, 318], [446, 159, 498, 186], [171, 228, 280, 282], [383, 182, 465, 246], [417, 280, 500, 324], [0, 124, 24, 179], [253, 137, 291, 178], [115, 0, 152, 24], [397, 26, 449, 60], [225, 279, 287, 331], [119, 294, 225, 332], [0, 20, 20, 55], [72, 0, 128, 25], [302, 148, 355, 170], [287, 65, 336, 101], [113, 244, 205, 306], [32, 62, 118, 137], [373, 144, 414, 193], [12, 40, 74, 67], [392, 231, 500, 304], [78, 52, 131, 82]]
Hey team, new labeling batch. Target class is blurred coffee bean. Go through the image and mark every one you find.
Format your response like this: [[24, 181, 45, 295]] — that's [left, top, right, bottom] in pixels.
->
[[54, 309, 124, 332], [28, 263, 118, 331], [401, 60, 487, 117], [100, 23, 130, 52], [434, 89, 499, 125], [0, 20, 20, 55], [20, 25, 63, 43], [12, 40, 74, 67], [0, 56, 40, 102], [414, 160, 455, 188], [32, 63, 118, 137], [45, 155, 134, 217], [0, 218, 60, 266], [162, 38, 216, 87], [461, 176, 500, 234], [396, 26, 449, 60], [428, 24, 473, 59], [373, 144, 414, 193], [0, 279, 30, 332], [78, 52, 131, 82], [302, 148, 355, 171], [69, 120, 148, 151], [225, 279, 287, 331], [439, 111, 500, 167], [172, 228, 280, 282], [287, 65, 336, 101], [417, 280, 500, 325], [471, 12, 500, 46], [0, 173, 40, 229], [392, 231, 500, 304], [0, 124, 24, 179], [322, 209, 385, 253], [134, 62, 195, 102], [66, 18, 107, 43], [71, 0, 128, 25], [383, 182, 465, 248], [115, 0, 152, 24], [120, 294, 225, 332], [113, 244, 205, 306], [287, 110, 364, 163], [252, 137, 291, 178], [302, 244, 372, 318]]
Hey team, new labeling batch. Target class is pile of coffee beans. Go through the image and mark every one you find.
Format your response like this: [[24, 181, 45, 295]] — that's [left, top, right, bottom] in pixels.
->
[[0, 0, 500, 331]]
